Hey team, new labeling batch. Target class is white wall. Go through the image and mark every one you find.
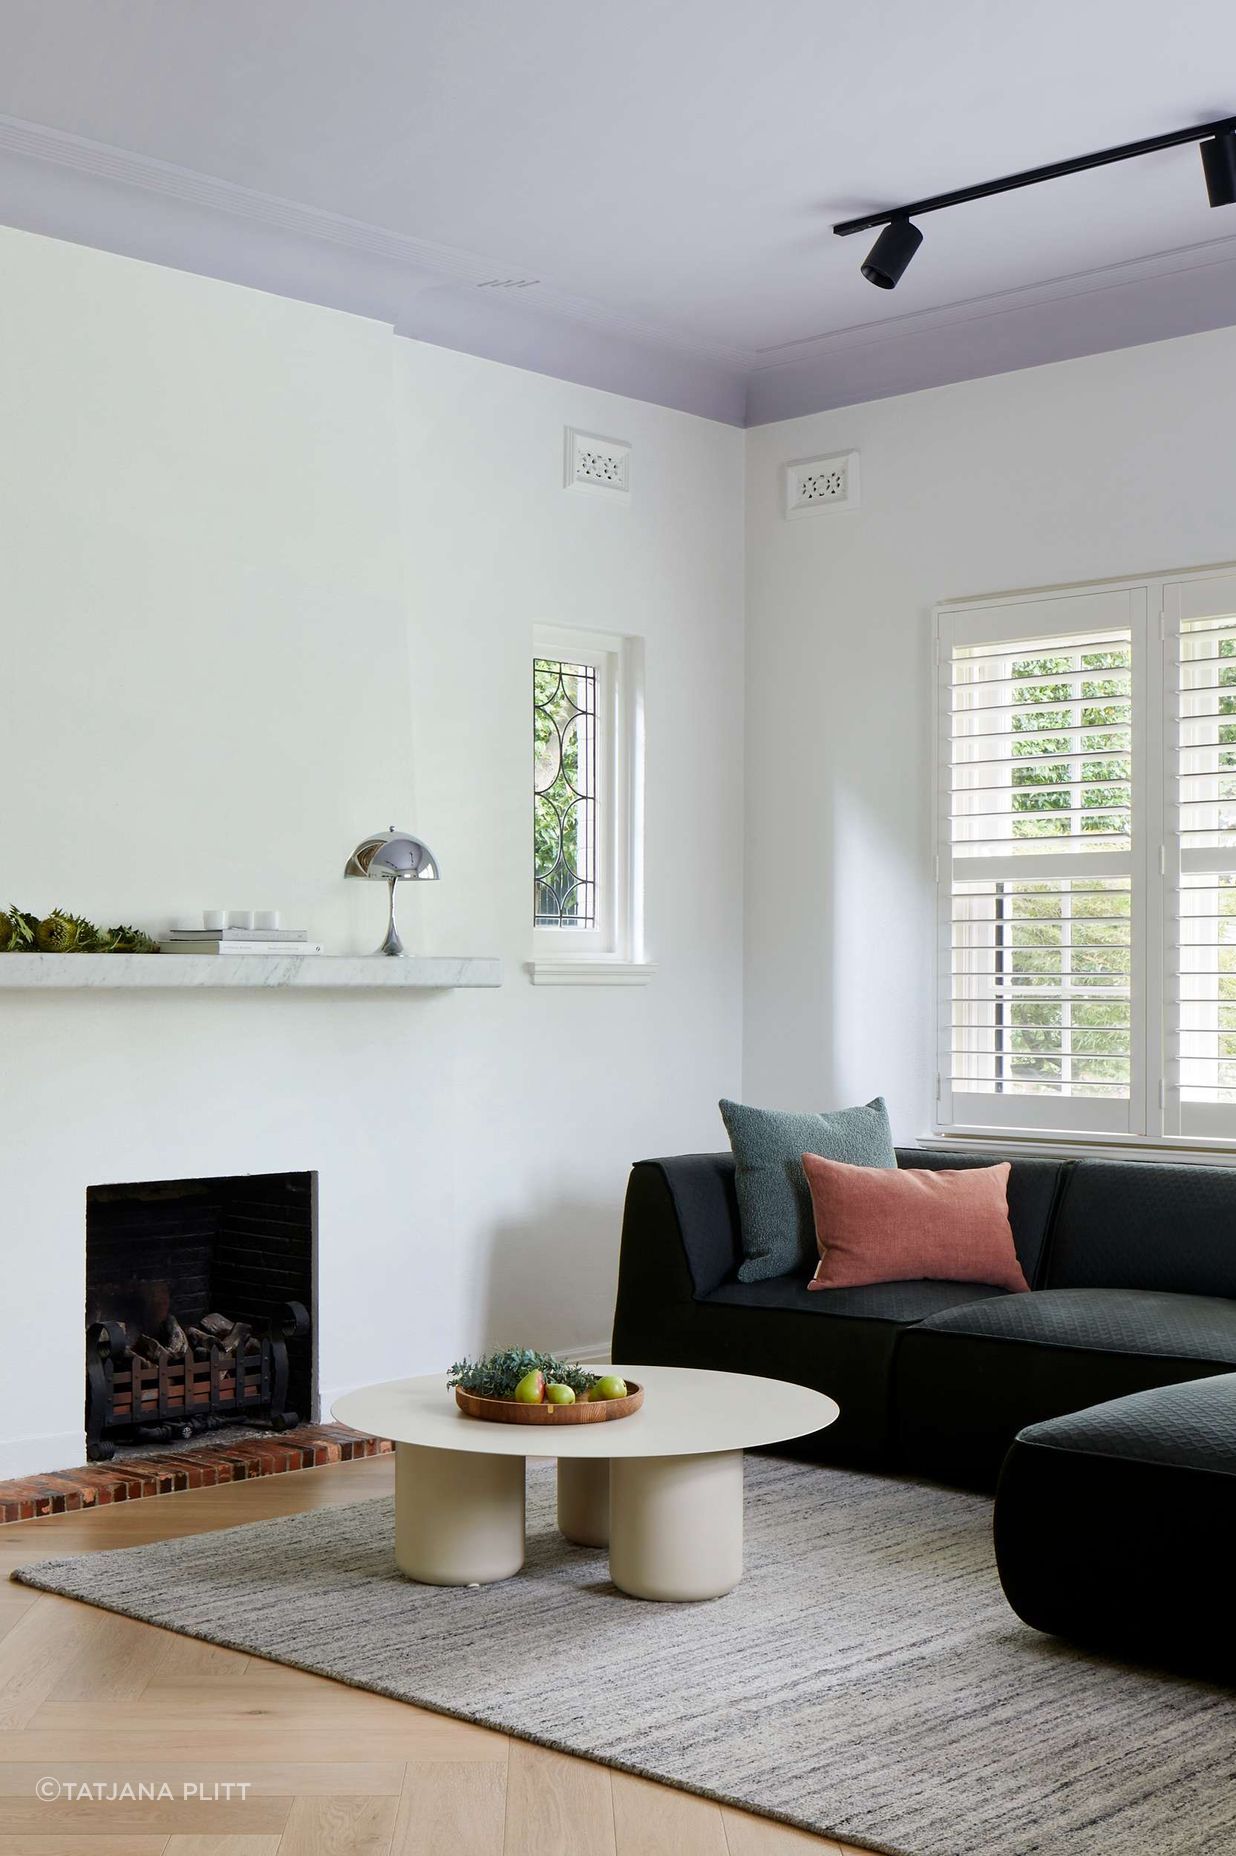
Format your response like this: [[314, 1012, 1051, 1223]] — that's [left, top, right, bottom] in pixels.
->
[[743, 324, 1236, 1141], [0, 225, 744, 1476], [11, 217, 1236, 1480]]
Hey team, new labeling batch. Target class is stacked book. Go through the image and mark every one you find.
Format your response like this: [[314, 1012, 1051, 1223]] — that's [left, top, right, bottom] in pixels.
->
[[161, 928, 324, 956]]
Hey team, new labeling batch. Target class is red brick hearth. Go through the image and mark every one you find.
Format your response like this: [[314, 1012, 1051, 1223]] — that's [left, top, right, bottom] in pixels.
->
[[0, 1422, 392, 1523]]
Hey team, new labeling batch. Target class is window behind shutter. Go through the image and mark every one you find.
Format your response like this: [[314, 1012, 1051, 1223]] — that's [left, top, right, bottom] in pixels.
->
[[938, 588, 1144, 1136]]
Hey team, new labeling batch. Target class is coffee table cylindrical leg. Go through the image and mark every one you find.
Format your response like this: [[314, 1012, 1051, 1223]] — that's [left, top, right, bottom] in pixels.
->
[[609, 1450, 743, 1601], [395, 1442, 525, 1585], [557, 1456, 609, 1547]]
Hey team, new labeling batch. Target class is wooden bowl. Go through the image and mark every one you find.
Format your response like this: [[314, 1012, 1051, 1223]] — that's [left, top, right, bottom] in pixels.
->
[[454, 1380, 644, 1425]]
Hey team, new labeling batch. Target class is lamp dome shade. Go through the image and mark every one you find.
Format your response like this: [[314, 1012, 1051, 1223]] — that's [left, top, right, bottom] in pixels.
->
[[345, 829, 439, 881]]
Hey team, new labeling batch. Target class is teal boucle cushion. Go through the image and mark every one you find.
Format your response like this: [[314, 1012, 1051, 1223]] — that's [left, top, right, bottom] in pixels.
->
[[719, 1096, 896, 1282]]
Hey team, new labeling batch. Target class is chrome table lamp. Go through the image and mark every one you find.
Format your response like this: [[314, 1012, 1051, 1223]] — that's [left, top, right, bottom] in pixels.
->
[[344, 828, 439, 955]]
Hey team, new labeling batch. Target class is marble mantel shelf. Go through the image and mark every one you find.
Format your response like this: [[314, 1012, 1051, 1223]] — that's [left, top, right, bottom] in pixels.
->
[[0, 954, 502, 990]]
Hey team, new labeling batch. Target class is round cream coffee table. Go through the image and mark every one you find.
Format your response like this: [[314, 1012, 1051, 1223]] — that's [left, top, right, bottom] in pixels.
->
[[334, 1365, 837, 1602]]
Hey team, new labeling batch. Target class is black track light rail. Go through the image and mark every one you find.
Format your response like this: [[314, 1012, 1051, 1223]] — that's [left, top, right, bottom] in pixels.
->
[[833, 115, 1236, 237]]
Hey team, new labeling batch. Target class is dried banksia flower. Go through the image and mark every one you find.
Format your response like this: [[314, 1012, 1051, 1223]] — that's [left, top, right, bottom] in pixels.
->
[[35, 910, 102, 952]]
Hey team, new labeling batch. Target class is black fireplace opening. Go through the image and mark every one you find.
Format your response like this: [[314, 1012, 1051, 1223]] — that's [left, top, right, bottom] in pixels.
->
[[85, 1170, 316, 1460]]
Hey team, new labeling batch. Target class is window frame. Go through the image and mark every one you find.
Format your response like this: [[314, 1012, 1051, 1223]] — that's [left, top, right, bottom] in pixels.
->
[[530, 623, 648, 984], [933, 562, 1236, 1154], [1163, 568, 1236, 1144]]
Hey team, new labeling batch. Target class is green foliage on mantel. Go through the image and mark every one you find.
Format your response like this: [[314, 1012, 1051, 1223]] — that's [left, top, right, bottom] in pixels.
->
[[0, 906, 37, 951], [0, 905, 158, 954]]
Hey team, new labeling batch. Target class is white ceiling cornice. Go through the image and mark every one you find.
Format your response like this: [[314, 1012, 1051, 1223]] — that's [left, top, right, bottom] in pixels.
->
[[0, 113, 750, 383], [752, 226, 1236, 371], [745, 233, 1236, 424]]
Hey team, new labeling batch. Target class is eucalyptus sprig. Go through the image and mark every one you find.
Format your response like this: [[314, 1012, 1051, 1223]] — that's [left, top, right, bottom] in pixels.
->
[[0, 906, 37, 952], [448, 1349, 600, 1399], [97, 924, 160, 953]]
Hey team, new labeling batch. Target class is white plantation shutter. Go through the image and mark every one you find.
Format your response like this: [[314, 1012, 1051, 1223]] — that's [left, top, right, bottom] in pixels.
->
[[1165, 571, 1236, 1141], [937, 588, 1147, 1136]]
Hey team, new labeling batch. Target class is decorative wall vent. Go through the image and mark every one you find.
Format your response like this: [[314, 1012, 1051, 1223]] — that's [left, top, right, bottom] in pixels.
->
[[565, 428, 631, 499], [476, 277, 540, 289], [784, 450, 860, 518]]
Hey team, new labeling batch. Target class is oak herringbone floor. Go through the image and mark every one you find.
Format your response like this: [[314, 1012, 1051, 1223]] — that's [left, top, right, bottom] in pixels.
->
[[0, 1452, 859, 1854]]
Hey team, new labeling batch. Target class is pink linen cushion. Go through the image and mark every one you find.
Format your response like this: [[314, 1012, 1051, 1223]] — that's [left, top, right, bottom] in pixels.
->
[[803, 1154, 1030, 1294]]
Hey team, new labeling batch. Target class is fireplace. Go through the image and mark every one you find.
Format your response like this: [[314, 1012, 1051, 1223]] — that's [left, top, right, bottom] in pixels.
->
[[85, 1171, 316, 1460]]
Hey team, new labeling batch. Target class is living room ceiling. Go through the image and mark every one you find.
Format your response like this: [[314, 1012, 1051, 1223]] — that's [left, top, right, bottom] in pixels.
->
[[3, 0, 1236, 423]]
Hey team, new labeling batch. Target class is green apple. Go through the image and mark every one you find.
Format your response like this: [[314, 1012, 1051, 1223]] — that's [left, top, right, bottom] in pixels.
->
[[513, 1369, 546, 1403], [546, 1382, 576, 1405], [590, 1374, 628, 1401]]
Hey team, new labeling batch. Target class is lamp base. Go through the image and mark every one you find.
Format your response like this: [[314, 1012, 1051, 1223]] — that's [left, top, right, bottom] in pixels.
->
[[377, 875, 406, 956]]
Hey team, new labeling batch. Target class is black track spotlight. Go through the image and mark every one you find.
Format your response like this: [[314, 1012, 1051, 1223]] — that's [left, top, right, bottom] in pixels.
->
[[1202, 130, 1236, 208], [860, 218, 923, 290], [836, 114, 1236, 289]]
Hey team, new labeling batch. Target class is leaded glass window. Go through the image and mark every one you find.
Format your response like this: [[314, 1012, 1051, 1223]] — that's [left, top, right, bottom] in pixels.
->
[[534, 657, 598, 928]]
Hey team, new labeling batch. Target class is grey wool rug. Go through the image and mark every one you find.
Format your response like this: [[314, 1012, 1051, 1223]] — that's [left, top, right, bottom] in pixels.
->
[[14, 1457, 1236, 1856]]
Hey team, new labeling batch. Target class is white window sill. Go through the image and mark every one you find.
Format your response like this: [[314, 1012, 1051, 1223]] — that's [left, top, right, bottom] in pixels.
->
[[921, 1130, 1236, 1166], [528, 958, 656, 987]]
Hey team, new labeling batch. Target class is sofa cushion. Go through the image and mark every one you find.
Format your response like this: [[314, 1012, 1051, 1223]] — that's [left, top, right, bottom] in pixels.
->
[[720, 1096, 896, 1283], [1045, 1159, 1236, 1299], [911, 1284, 1236, 1362], [804, 1155, 1029, 1294], [1013, 1367, 1236, 1473], [894, 1286, 1236, 1486], [994, 1374, 1236, 1675], [707, 1275, 1010, 1322]]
